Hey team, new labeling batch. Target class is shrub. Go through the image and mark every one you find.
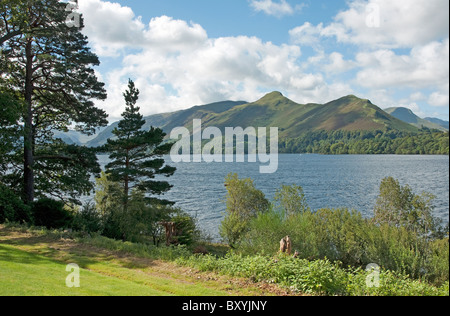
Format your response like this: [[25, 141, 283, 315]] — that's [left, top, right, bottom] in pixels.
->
[[32, 198, 73, 229], [0, 184, 32, 224], [71, 202, 103, 233], [238, 206, 448, 285], [220, 173, 269, 247], [373, 176, 441, 236], [273, 184, 310, 218], [170, 208, 200, 247]]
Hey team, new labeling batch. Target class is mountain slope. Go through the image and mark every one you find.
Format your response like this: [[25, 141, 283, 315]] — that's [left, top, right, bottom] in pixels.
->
[[86, 100, 247, 147], [424, 117, 449, 130], [87, 92, 419, 147], [181, 92, 418, 139], [385, 107, 448, 131]]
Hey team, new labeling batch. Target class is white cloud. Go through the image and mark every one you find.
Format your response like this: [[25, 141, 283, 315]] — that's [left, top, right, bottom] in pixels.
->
[[325, 0, 449, 48], [78, 0, 145, 56], [77, 0, 448, 121], [428, 87, 449, 107], [289, 22, 324, 47], [354, 39, 449, 89], [323, 52, 356, 74], [290, 0, 449, 49], [143, 16, 208, 53], [249, 0, 303, 18], [77, 0, 330, 119]]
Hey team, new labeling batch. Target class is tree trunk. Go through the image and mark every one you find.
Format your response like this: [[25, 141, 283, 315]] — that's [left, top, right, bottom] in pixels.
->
[[124, 150, 129, 213], [23, 38, 34, 204]]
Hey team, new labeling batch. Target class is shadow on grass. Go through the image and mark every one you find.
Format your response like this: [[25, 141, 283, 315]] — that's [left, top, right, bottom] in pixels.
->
[[0, 244, 55, 266], [0, 227, 158, 270]]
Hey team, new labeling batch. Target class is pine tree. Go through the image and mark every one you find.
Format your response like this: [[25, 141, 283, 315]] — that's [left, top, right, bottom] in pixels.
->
[[0, 0, 108, 204], [105, 79, 176, 212]]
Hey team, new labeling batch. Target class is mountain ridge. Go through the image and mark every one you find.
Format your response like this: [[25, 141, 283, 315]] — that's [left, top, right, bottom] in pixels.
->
[[385, 107, 448, 131], [56, 92, 447, 147]]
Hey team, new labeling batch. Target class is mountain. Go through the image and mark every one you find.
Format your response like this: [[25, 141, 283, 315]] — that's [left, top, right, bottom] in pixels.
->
[[52, 127, 107, 146], [424, 117, 449, 130], [87, 92, 419, 147], [385, 107, 448, 131], [201, 92, 417, 139], [86, 100, 248, 147]]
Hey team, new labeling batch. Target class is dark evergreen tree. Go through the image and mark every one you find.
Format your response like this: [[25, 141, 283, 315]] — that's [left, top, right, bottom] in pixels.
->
[[0, 90, 22, 174], [105, 79, 176, 211], [0, 0, 108, 204]]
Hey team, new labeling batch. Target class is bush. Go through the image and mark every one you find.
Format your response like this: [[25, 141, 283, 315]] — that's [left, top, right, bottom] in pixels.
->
[[170, 208, 200, 247], [238, 207, 449, 285], [220, 173, 269, 247], [176, 251, 448, 296], [0, 184, 32, 224], [71, 202, 103, 233], [32, 198, 73, 229]]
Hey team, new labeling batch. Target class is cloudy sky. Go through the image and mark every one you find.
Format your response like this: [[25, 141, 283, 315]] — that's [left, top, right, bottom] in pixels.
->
[[74, 0, 449, 122]]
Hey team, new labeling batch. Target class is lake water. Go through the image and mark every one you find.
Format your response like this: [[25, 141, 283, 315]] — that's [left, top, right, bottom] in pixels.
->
[[96, 154, 449, 241]]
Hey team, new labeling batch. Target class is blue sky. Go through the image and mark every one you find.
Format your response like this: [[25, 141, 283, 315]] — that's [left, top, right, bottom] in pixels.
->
[[76, 0, 449, 122], [109, 0, 344, 43]]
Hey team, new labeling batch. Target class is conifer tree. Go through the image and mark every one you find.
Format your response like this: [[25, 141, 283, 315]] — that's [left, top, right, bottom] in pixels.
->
[[105, 79, 176, 212], [1, 0, 108, 204]]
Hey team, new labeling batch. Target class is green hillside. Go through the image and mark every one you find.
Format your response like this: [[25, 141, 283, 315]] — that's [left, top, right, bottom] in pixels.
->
[[87, 92, 419, 147], [385, 107, 448, 131], [425, 117, 449, 130], [86, 100, 247, 147], [163, 92, 419, 137]]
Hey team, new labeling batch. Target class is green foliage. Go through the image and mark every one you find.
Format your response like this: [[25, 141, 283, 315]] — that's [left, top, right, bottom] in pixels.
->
[[220, 173, 269, 248], [374, 177, 441, 237], [105, 79, 176, 209], [274, 184, 310, 218], [0, 90, 22, 173], [227, 176, 449, 286], [239, 207, 448, 285], [170, 208, 200, 247], [279, 129, 449, 155], [33, 142, 102, 205], [93, 171, 198, 246], [71, 202, 103, 234], [32, 198, 73, 229], [219, 212, 249, 249], [1, 0, 108, 204], [0, 184, 31, 223], [176, 252, 448, 296]]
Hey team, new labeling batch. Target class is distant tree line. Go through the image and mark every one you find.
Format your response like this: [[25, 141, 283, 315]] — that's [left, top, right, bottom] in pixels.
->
[[279, 128, 449, 155]]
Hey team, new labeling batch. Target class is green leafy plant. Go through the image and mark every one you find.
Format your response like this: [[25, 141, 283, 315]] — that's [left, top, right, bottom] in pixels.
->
[[32, 198, 73, 229]]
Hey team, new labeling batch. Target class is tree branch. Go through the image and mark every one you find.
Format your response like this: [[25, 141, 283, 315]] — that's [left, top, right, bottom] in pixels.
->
[[0, 29, 22, 46]]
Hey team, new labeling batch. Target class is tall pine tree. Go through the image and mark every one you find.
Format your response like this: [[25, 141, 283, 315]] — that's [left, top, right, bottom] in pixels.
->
[[106, 79, 176, 212], [1, 0, 108, 204]]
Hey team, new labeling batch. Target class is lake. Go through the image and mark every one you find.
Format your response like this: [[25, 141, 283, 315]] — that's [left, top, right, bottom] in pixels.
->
[[96, 154, 449, 241]]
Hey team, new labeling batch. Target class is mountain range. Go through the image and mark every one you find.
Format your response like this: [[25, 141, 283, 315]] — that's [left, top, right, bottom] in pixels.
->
[[385, 107, 448, 131], [54, 92, 448, 147]]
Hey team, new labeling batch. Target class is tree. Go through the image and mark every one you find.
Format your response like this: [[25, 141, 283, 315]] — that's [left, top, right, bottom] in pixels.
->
[[0, 0, 27, 46], [220, 173, 269, 247], [105, 79, 176, 212], [274, 184, 310, 218], [0, 0, 108, 204], [94, 171, 186, 244], [0, 89, 22, 174], [373, 177, 441, 237]]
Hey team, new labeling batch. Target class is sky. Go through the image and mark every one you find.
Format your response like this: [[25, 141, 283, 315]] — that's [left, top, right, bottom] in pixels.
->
[[73, 0, 449, 122]]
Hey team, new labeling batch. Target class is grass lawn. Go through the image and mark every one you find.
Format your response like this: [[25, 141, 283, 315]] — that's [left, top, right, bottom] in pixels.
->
[[0, 225, 287, 296]]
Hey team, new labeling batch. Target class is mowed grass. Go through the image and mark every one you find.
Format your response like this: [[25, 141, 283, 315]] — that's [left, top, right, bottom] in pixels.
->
[[0, 244, 173, 296], [0, 226, 280, 296]]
